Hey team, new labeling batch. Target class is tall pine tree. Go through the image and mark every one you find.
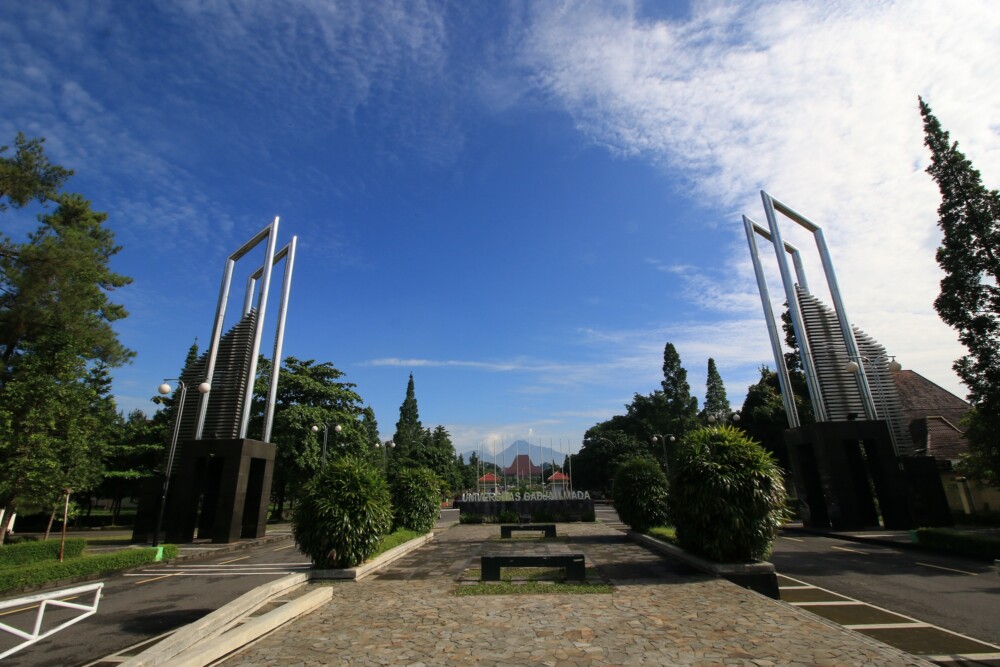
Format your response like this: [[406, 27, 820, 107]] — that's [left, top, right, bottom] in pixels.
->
[[0, 137, 132, 542], [703, 358, 730, 419], [661, 342, 699, 428], [920, 98, 1000, 483], [393, 373, 423, 463]]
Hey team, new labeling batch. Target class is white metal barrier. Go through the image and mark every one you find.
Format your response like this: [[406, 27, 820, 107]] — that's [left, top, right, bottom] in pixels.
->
[[0, 582, 104, 659]]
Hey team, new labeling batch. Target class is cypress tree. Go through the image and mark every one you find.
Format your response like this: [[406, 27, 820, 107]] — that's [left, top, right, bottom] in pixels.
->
[[920, 97, 1000, 483], [703, 357, 731, 419], [393, 373, 423, 462], [661, 342, 699, 424]]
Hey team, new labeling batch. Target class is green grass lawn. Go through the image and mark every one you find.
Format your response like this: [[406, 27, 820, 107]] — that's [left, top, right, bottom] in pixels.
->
[[454, 566, 613, 596]]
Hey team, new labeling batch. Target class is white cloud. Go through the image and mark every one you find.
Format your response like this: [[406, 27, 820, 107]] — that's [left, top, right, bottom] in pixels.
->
[[522, 0, 1000, 398]]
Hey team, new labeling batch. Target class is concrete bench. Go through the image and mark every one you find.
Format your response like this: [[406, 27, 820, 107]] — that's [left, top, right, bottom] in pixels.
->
[[480, 553, 586, 581], [500, 524, 556, 539]]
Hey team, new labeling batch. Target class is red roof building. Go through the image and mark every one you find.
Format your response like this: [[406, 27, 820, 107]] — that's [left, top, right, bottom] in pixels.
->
[[503, 454, 542, 476]]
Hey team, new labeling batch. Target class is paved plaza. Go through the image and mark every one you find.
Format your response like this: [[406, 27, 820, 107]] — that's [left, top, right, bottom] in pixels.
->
[[223, 522, 929, 666]]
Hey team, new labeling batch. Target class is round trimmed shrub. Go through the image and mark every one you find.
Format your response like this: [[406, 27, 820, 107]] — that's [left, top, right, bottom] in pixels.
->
[[292, 456, 392, 568], [612, 457, 670, 533], [669, 425, 787, 563], [390, 467, 442, 533]]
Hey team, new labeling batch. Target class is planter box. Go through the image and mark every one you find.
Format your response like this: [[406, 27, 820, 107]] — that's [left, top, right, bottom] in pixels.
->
[[629, 531, 779, 599]]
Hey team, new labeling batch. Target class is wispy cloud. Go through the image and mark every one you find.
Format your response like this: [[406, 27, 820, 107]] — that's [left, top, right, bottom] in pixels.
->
[[522, 0, 1000, 396]]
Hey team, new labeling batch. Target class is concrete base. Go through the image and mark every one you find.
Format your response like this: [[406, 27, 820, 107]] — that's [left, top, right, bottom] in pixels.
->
[[630, 531, 780, 599]]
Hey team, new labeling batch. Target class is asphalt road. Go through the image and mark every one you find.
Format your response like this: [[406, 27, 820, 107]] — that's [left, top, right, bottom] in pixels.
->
[[770, 531, 1000, 647], [1, 534, 309, 666]]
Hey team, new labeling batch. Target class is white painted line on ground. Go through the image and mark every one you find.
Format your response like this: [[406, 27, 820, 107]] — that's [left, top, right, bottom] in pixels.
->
[[777, 585, 813, 590], [132, 573, 178, 585], [178, 562, 311, 567], [845, 622, 930, 630], [791, 601, 860, 606], [831, 545, 868, 555], [125, 571, 306, 577], [273, 543, 297, 551], [781, 536, 804, 542], [218, 555, 250, 565], [928, 652, 1000, 662], [914, 562, 979, 576], [778, 572, 1000, 651]]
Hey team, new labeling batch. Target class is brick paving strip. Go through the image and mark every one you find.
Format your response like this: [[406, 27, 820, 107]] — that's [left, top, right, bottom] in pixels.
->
[[222, 522, 932, 666]]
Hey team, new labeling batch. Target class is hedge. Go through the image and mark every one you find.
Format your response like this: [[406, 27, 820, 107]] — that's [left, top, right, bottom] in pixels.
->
[[0, 545, 179, 593], [911, 528, 1000, 560], [0, 538, 87, 568]]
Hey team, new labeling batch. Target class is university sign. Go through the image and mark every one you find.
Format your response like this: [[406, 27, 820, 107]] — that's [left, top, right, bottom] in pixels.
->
[[461, 490, 591, 503]]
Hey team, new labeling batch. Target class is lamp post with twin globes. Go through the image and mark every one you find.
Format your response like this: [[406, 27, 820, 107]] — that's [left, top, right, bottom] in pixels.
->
[[153, 379, 210, 548], [650, 433, 676, 474], [311, 423, 342, 466]]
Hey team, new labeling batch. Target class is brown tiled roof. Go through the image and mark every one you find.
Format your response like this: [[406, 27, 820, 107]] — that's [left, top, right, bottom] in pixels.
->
[[503, 454, 543, 475], [892, 369, 970, 460]]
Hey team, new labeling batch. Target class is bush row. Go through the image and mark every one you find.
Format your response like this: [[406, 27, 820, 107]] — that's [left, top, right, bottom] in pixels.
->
[[912, 527, 1000, 559], [293, 457, 443, 569], [0, 545, 178, 593], [612, 425, 787, 564], [0, 538, 87, 568]]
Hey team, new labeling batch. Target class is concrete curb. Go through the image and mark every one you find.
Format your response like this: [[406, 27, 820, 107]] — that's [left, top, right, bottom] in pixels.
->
[[170, 586, 333, 667], [0, 531, 295, 600], [119, 531, 435, 665], [629, 531, 779, 599], [312, 532, 435, 581], [120, 572, 309, 666]]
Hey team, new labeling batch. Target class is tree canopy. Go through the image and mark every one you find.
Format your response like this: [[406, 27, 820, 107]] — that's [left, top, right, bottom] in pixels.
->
[[920, 98, 1000, 484], [0, 134, 131, 542]]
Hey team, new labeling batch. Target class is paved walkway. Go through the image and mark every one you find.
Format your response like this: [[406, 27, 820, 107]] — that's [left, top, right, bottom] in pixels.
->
[[222, 522, 930, 666]]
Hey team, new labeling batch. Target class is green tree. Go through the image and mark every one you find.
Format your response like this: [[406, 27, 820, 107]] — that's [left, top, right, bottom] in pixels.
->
[[660, 342, 700, 431], [0, 138, 132, 543], [392, 373, 423, 464], [920, 97, 1000, 484], [571, 430, 647, 496], [0, 132, 72, 212], [99, 408, 166, 525], [702, 358, 730, 419], [249, 356, 368, 519]]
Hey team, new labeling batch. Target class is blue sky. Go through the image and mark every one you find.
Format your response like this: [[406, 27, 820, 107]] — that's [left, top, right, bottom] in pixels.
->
[[2, 1, 999, 454]]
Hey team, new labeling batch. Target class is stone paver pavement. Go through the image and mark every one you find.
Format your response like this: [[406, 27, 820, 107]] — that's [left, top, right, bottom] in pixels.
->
[[223, 522, 931, 666]]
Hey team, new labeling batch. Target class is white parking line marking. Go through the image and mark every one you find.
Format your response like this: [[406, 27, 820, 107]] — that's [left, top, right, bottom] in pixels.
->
[[218, 555, 250, 565], [914, 562, 979, 576], [781, 536, 804, 542], [845, 622, 930, 630], [928, 652, 1000, 662], [831, 546, 868, 555], [777, 573, 1000, 651]]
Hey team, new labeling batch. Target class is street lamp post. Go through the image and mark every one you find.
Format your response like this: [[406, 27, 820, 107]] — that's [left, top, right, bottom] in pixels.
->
[[312, 423, 342, 465], [651, 433, 676, 473], [154, 379, 210, 548], [706, 411, 741, 427], [374, 440, 395, 469]]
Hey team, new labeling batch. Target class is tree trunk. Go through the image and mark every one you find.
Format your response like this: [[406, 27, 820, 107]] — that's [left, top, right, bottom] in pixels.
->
[[0, 501, 16, 546], [45, 507, 57, 540]]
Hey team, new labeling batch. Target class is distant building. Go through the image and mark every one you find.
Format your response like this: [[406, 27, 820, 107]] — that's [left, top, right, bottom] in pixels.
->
[[545, 471, 571, 497], [892, 369, 1000, 514], [504, 454, 542, 477], [477, 472, 500, 493]]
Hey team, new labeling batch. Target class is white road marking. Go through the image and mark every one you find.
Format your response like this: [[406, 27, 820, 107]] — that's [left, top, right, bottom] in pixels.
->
[[914, 562, 979, 576], [831, 545, 868, 555], [777, 573, 1000, 652]]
